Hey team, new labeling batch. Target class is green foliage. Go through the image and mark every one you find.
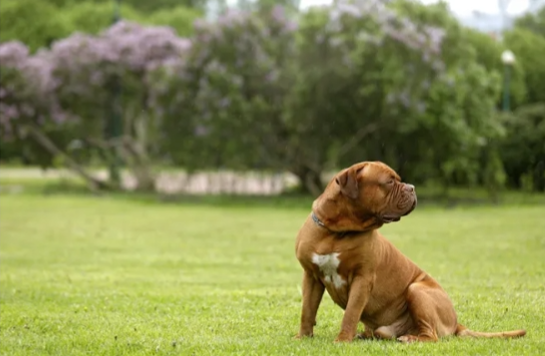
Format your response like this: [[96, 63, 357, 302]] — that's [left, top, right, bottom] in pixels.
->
[[45, 0, 77, 7], [0, 126, 80, 170], [0, 41, 72, 170], [0, 0, 71, 51], [45, 0, 207, 12], [418, 62, 502, 188], [0, 0, 200, 50], [285, 0, 452, 192], [122, 0, 207, 12], [504, 28, 545, 105], [159, 7, 297, 173], [482, 148, 507, 202], [515, 5, 545, 38], [2, 1, 543, 194], [235, 0, 300, 11], [349, 0, 505, 190], [61, 1, 202, 38], [499, 103, 545, 192], [62, 2, 144, 35], [463, 28, 526, 109], [143, 6, 203, 36]]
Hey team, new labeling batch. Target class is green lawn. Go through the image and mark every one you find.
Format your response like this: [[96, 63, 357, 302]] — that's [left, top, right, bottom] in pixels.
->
[[1, 191, 544, 355]]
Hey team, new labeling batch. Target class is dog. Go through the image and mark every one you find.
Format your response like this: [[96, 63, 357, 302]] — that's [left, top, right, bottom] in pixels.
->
[[294, 161, 526, 343]]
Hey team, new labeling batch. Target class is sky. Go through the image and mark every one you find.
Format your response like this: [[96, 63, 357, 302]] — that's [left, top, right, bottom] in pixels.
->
[[298, 0, 532, 17]]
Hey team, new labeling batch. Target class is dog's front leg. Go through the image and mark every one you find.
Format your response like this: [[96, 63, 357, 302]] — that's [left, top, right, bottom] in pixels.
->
[[335, 275, 372, 342], [295, 270, 325, 338]]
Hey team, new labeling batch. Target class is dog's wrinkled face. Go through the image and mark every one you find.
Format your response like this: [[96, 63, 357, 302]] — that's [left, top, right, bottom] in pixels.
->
[[335, 161, 417, 225], [309, 161, 418, 233], [332, 162, 417, 228]]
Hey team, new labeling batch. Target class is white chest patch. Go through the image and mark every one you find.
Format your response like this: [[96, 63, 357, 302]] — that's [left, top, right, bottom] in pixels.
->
[[311, 253, 346, 289]]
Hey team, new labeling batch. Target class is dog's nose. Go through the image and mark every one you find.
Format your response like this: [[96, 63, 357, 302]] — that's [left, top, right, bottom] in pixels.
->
[[404, 184, 415, 192]]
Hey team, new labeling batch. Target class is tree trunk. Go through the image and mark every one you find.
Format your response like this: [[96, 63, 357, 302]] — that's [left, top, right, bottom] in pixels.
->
[[292, 166, 323, 197], [132, 165, 155, 192], [534, 161, 545, 192], [27, 124, 113, 192]]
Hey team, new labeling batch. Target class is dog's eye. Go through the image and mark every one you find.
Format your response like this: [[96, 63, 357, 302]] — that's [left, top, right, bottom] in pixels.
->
[[387, 180, 395, 185]]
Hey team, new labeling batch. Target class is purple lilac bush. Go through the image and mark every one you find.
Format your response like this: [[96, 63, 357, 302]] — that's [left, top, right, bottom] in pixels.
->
[[1, 22, 191, 135], [0, 1, 503, 193], [0, 22, 192, 189], [156, 5, 299, 170]]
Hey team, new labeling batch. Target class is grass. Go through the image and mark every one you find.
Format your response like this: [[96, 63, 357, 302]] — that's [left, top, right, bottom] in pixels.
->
[[1, 186, 545, 355]]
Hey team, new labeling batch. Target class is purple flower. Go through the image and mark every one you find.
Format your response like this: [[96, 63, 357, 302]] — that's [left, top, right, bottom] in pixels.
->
[[424, 26, 445, 54], [217, 9, 248, 29], [324, 0, 446, 66], [338, 3, 362, 18], [284, 20, 298, 32], [0, 41, 29, 68], [193, 18, 209, 31], [271, 5, 286, 23], [1, 20, 193, 135], [0, 41, 63, 130], [0, 103, 19, 120]]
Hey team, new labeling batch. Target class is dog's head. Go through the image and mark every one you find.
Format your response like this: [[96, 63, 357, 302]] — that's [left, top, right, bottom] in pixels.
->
[[312, 161, 417, 232]]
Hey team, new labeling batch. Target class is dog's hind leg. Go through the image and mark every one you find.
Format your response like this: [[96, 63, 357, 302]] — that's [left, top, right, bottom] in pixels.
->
[[397, 277, 458, 343]]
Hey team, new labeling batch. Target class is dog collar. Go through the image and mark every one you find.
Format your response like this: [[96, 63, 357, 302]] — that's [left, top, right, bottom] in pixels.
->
[[311, 211, 367, 238], [311, 211, 326, 228]]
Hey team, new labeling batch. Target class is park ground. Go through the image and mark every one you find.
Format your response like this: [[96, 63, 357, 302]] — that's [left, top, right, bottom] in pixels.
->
[[1, 175, 545, 355]]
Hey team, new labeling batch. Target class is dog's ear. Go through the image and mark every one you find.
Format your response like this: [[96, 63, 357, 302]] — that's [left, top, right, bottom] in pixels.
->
[[336, 168, 359, 199]]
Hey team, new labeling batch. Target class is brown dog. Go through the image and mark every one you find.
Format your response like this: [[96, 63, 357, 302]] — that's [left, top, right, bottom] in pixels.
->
[[294, 161, 526, 343]]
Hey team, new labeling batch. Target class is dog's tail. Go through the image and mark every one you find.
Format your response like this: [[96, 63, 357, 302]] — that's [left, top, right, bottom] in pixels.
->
[[456, 324, 526, 339]]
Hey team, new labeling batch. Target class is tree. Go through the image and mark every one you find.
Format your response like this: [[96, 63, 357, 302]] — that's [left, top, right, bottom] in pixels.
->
[[46, 0, 207, 13], [161, 1, 450, 195], [289, 0, 449, 193], [123, 0, 208, 13], [144, 6, 203, 36], [0, 22, 192, 191], [0, 41, 105, 188], [158, 6, 298, 176], [504, 28, 545, 105], [61, 2, 201, 37], [499, 104, 545, 192], [62, 2, 144, 35], [515, 5, 545, 38], [0, 0, 71, 51], [463, 28, 526, 109]]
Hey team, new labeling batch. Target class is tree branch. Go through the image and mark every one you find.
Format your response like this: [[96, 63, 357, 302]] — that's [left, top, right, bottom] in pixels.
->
[[26, 124, 114, 192]]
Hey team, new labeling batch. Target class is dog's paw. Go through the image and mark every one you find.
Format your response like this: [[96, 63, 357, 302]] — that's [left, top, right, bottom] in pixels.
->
[[356, 332, 373, 340], [397, 335, 418, 344], [294, 333, 313, 340], [334, 333, 355, 343]]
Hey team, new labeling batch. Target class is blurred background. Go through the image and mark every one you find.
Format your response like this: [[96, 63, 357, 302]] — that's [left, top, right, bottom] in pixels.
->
[[1, 0, 544, 202]]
